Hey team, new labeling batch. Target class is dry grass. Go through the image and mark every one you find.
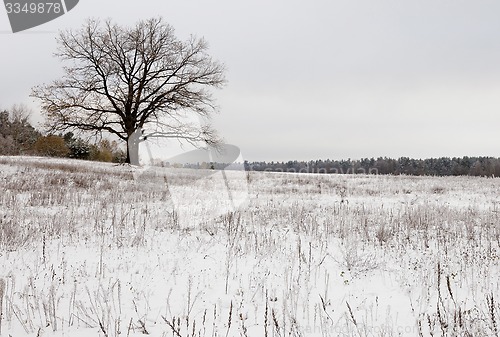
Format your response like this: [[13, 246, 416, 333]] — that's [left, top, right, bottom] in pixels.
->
[[0, 156, 498, 336]]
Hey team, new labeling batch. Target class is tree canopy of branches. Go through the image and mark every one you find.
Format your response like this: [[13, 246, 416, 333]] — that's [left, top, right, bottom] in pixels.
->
[[32, 17, 226, 164]]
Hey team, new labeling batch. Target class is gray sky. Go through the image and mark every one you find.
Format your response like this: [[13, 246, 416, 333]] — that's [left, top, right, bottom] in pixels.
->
[[1, 0, 500, 162]]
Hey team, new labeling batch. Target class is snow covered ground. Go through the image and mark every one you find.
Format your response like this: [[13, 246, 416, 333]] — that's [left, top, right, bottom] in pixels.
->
[[0, 156, 498, 336]]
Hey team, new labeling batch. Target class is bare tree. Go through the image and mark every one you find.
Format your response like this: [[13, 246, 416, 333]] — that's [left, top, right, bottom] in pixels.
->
[[31, 17, 226, 164]]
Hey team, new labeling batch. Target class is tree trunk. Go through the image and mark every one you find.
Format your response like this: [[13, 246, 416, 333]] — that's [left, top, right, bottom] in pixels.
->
[[127, 130, 141, 166], [125, 143, 131, 164]]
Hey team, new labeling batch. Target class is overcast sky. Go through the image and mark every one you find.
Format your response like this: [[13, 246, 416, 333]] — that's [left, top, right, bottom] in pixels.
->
[[1, 0, 500, 162]]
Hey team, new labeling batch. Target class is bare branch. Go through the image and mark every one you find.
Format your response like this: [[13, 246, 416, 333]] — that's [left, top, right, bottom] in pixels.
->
[[31, 17, 226, 163]]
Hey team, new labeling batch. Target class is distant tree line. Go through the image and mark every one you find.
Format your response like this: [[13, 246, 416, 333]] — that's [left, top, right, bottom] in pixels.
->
[[0, 106, 126, 163], [177, 157, 500, 177], [240, 157, 500, 177], [3, 106, 500, 176]]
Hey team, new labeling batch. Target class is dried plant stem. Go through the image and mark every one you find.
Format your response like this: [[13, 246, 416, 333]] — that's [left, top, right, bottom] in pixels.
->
[[162, 316, 183, 337], [0, 278, 4, 335], [346, 301, 358, 327], [225, 300, 232, 337]]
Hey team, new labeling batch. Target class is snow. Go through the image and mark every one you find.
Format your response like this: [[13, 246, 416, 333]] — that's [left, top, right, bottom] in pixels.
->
[[0, 156, 498, 336]]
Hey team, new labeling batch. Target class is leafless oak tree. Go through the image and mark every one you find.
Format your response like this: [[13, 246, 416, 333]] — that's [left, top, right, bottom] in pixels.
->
[[31, 17, 226, 164]]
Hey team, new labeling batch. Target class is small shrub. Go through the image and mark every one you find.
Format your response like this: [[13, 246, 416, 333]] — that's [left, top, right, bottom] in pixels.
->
[[33, 135, 69, 157]]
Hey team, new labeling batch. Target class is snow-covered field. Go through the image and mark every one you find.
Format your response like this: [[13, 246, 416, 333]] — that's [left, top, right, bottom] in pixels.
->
[[0, 156, 499, 337]]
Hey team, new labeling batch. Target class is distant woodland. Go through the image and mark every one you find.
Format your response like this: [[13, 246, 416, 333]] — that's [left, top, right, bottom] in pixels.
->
[[238, 157, 500, 177], [181, 157, 500, 177], [2, 107, 500, 177]]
